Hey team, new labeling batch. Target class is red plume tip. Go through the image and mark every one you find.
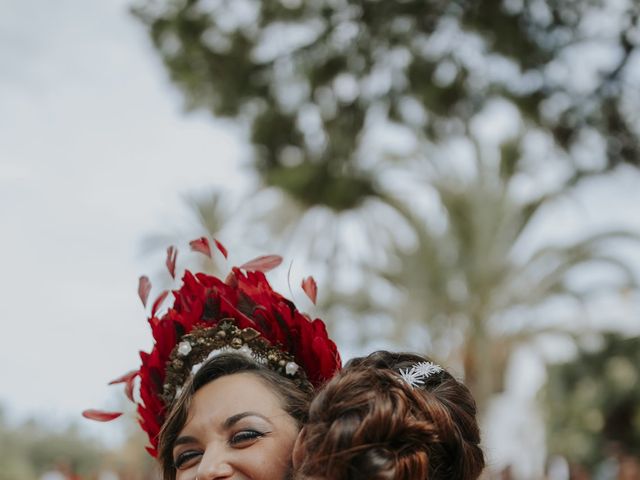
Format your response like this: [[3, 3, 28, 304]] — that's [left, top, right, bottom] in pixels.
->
[[124, 379, 136, 402], [108, 370, 138, 402], [108, 370, 138, 385], [138, 276, 151, 307], [166, 246, 178, 278], [190, 237, 212, 258], [301, 276, 318, 305], [82, 409, 123, 422], [214, 238, 228, 259], [145, 446, 158, 457], [239, 255, 283, 273], [224, 270, 237, 286], [151, 290, 170, 318]]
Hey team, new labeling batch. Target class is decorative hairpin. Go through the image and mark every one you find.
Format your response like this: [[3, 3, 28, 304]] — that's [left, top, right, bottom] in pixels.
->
[[398, 361, 443, 388]]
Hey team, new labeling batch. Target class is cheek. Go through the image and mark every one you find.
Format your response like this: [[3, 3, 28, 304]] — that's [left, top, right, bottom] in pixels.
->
[[174, 470, 189, 480], [247, 426, 298, 479]]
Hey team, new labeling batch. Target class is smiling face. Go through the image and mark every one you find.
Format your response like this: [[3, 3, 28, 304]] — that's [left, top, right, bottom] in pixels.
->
[[171, 372, 300, 480]]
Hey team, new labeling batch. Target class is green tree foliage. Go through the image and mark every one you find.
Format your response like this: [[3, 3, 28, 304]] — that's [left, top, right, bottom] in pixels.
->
[[543, 332, 640, 472], [132, 0, 640, 413], [132, 0, 640, 210]]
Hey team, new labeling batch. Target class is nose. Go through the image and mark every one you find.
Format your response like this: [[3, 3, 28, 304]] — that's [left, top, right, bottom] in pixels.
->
[[195, 443, 234, 479]]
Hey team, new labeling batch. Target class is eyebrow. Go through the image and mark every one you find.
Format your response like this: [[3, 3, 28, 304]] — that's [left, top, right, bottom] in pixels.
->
[[223, 411, 272, 429], [174, 435, 198, 447], [173, 411, 273, 448]]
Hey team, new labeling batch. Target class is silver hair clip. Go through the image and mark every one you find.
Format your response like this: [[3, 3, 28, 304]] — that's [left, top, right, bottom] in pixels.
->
[[398, 361, 443, 388]]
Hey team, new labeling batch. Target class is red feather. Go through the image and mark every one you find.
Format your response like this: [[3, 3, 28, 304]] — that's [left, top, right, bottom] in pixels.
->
[[225, 270, 237, 287], [108, 370, 138, 385], [113, 252, 341, 457], [108, 370, 138, 402], [151, 290, 169, 317], [138, 276, 151, 307], [124, 379, 136, 402], [190, 237, 212, 258], [82, 409, 123, 422], [145, 446, 158, 457], [214, 238, 228, 259], [239, 255, 283, 273], [301, 276, 318, 304], [166, 246, 177, 278]]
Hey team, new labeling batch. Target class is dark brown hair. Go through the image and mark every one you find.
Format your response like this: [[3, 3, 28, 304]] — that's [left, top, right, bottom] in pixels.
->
[[157, 353, 313, 480], [297, 351, 484, 480]]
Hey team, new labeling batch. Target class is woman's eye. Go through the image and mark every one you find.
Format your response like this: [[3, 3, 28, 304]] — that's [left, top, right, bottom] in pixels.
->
[[230, 430, 265, 445], [174, 450, 202, 470]]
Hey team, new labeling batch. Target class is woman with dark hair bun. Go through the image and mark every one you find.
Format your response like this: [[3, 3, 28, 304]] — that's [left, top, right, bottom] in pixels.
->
[[293, 350, 485, 480]]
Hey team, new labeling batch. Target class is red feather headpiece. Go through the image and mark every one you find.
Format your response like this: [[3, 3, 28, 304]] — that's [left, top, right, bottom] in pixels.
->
[[84, 239, 341, 457]]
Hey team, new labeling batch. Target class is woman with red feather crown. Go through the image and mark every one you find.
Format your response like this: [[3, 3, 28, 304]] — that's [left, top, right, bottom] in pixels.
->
[[85, 237, 341, 480]]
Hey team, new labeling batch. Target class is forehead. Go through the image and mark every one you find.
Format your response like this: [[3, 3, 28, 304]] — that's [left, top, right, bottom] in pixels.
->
[[187, 372, 285, 422]]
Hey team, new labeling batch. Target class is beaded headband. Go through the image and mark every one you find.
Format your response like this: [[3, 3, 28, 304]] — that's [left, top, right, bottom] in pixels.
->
[[163, 319, 308, 404], [84, 238, 341, 457]]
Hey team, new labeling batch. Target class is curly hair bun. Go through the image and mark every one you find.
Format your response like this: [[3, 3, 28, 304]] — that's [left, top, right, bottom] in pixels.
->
[[298, 351, 485, 480]]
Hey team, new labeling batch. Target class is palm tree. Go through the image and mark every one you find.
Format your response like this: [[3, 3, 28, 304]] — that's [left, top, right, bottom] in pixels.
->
[[373, 141, 640, 409], [173, 149, 636, 419], [132, 0, 640, 413], [181, 135, 639, 413]]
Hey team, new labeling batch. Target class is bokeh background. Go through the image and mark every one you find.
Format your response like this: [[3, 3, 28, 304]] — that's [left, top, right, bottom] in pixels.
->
[[1, 0, 640, 478]]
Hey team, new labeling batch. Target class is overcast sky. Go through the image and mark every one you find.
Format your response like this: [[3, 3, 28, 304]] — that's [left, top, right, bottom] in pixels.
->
[[0, 0, 252, 435], [2, 0, 640, 461]]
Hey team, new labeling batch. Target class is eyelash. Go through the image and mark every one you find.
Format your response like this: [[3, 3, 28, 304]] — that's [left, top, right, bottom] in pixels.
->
[[173, 430, 267, 468], [174, 451, 201, 470], [230, 429, 265, 445]]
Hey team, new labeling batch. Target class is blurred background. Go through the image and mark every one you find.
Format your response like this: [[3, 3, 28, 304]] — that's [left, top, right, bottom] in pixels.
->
[[1, 0, 640, 478]]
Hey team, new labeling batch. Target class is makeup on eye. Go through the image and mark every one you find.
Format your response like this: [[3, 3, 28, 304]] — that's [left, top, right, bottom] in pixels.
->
[[229, 428, 269, 445], [172, 411, 275, 468], [172, 430, 269, 470], [174, 450, 201, 470], [226, 414, 273, 447], [224, 412, 274, 446], [172, 434, 200, 470]]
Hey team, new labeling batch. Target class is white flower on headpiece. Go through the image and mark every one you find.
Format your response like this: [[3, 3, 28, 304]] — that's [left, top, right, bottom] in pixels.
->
[[285, 361, 299, 376], [398, 361, 443, 389], [177, 341, 192, 357]]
